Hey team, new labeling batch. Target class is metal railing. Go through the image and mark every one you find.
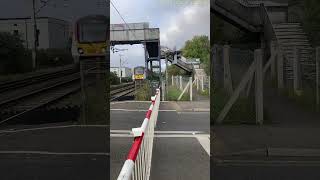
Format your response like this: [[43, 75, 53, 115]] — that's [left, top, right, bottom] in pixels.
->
[[117, 88, 160, 180]]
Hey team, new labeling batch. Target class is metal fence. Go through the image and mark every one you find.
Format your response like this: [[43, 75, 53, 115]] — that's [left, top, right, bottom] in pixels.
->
[[212, 43, 320, 124]]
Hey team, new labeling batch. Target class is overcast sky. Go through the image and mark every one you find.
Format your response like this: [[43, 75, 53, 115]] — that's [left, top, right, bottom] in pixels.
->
[[0, 0, 108, 22], [0, 0, 209, 70], [110, 0, 210, 69]]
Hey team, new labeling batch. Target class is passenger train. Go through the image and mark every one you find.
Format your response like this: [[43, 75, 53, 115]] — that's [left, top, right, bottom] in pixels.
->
[[133, 66, 146, 81], [71, 14, 108, 63]]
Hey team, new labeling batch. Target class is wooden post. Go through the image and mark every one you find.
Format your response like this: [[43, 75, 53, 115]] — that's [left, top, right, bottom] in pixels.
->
[[201, 76, 204, 92], [189, 77, 193, 101], [316, 47, 320, 109], [293, 46, 301, 95], [196, 76, 199, 90], [216, 61, 256, 123], [277, 48, 284, 89], [179, 76, 183, 91], [270, 41, 276, 79], [176, 76, 179, 88], [223, 45, 233, 94], [172, 75, 174, 86], [255, 49, 264, 125], [209, 76, 211, 96]]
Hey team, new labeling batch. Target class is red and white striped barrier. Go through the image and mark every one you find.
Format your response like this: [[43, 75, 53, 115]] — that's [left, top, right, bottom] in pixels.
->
[[117, 88, 160, 180]]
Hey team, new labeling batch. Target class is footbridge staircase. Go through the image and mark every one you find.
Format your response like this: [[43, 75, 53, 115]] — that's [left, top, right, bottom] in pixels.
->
[[211, 0, 317, 86], [161, 47, 193, 73]]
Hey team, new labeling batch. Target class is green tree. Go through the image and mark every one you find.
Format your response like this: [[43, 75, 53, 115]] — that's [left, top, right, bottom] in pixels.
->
[[167, 64, 187, 77], [110, 72, 120, 85], [302, 0, 320, 46], [181, 35, 210, 74], [0, 32, 32, 74]]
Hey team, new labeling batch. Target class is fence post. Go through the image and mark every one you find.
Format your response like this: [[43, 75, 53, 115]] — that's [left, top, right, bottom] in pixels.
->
[[179, 76, 183, 91], [196, 76, 199, 90], [176, 76, 178, 88], [270, 41, 276, 79], [277, 48, 284, 90], [172, 75, 174, 86], [189, 77, 193, 101], [316, 47, 320, 110], [162, 80, 165, 101], [223, 45, 233, 94], [255, 49, 264, 125], [201, 76, 204, 92], [293, 46, 301, 95], [209, 76, 210, 96]]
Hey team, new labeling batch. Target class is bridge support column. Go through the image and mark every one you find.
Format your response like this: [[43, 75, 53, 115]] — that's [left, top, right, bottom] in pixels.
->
[[255, 49, 264, 125], [270, 41, 276, 79], [293, 46, 302, 95], [223, 45, 233, 94], [144, 42, 149, 77], [277, 48, 284, 90], [316, 47, 320, 109]]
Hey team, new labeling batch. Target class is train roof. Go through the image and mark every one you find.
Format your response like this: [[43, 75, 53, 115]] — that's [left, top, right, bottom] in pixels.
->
[[76, 14, 108, 23], [134, 66, 145, 69]]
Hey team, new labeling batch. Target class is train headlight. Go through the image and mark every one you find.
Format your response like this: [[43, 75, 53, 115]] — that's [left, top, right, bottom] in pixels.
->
[[101, 48, 106, 53], [78, 48, 84, 54]]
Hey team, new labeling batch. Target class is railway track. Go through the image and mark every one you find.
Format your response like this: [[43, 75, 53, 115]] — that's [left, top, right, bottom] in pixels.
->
[[0, 65, 76, 93], [111, 82, 135, 101], [0, 66, 136, 125], [0, 66, 81, 125]]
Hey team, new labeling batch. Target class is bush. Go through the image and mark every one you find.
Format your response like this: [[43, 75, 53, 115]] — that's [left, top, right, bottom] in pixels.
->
[[135, 81, 152, 101], [36, 48, 73, 68], [167, 86, 189, 101], [110, 72, 120, 85], [121, 77, 133, 83], [0, 32, 32, 74]]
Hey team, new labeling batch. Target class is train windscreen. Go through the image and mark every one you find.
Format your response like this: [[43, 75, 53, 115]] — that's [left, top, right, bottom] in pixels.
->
[[78, 21, 107, 43], [134, 67, 144, 75]]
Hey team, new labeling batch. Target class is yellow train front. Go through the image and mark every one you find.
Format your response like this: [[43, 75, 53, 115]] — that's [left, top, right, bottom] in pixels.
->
[[72, 14, 108, 60], [133, 66, 146, 81]]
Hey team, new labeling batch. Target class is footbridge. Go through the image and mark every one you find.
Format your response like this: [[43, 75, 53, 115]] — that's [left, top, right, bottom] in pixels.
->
[[110, 23, 161, 76], [160, 47, 195, 74], [211, 0, 317, 86]]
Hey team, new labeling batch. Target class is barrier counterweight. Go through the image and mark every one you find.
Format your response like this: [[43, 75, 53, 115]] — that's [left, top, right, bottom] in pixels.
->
[[117, 88, 160, 180]]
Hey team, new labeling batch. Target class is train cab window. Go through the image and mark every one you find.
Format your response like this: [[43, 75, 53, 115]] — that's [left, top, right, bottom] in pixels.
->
[[78, 22, 107, 43]]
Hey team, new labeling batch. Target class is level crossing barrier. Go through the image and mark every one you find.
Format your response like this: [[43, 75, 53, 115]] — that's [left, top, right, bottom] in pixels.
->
[[117, 88, 161, 180]]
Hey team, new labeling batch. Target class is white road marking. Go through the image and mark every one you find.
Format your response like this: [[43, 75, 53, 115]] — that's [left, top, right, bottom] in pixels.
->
[[196, 135, 210, 156], [111, 101, 170, 104], [111, 109, 176, 112], [111, 134, 209, 138], [111, 129, 210, 156], [0, 151, 109, 156], [214, 159, 320, 166], [0, 125, 108, 134], [111, 130, 206, 134]]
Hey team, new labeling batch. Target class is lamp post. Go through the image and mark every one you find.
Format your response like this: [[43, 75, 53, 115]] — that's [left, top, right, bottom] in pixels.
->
[[119, 54, 123, 84]]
